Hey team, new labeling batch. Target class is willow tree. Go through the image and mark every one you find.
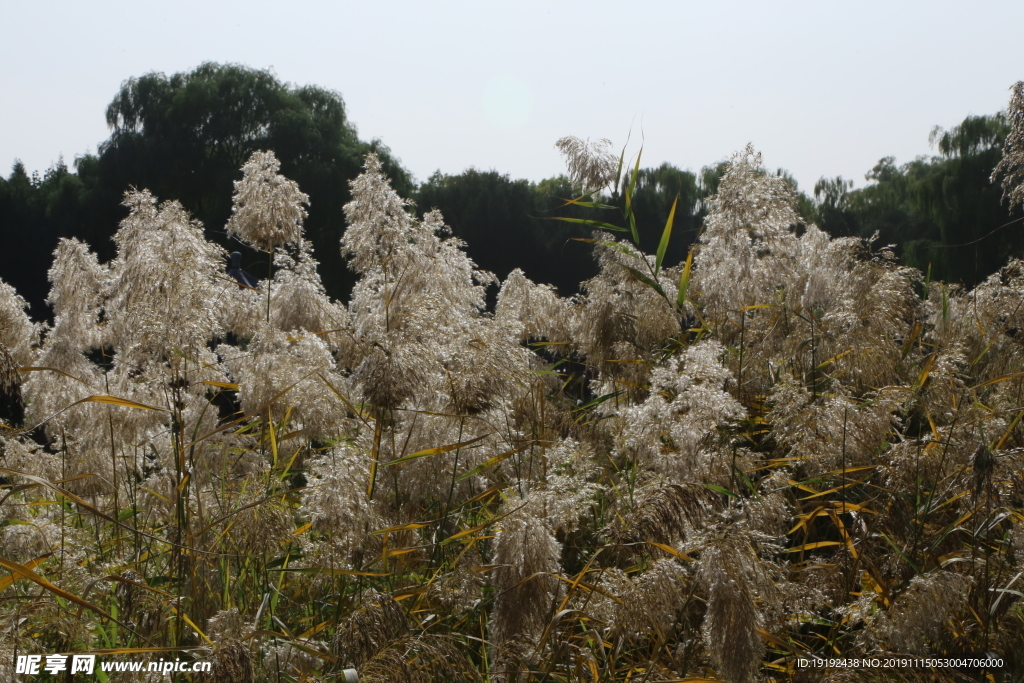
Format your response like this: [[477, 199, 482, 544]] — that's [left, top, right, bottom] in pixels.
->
[[96, 62, 411, 300]]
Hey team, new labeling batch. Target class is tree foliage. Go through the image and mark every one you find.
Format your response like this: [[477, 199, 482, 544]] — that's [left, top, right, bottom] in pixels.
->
[[100, 62, 412, 299], [0, 158, 105, 317], [813, 113, 1023, 285], [415, 170, 599, 294], [415, 162, 723, 297], [0, 63, 411, 312], [4, 66, 1024, 320]]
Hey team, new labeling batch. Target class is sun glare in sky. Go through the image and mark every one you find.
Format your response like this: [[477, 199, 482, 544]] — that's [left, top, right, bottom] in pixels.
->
[[482, 76, 533, 131]]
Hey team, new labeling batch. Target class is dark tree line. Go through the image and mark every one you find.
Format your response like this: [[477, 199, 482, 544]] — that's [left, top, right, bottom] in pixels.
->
[[0, 63, 411, 316], [812, 114, 1023, 285], [2, 62, 1022, 320], [414, 163, 719, 295]]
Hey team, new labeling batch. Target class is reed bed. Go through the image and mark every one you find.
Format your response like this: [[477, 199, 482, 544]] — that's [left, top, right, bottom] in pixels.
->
[[1, 133, 1023, 683]]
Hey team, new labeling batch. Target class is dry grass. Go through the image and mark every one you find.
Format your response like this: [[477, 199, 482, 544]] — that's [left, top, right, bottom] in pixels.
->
[[1, 141, 1023, 683]]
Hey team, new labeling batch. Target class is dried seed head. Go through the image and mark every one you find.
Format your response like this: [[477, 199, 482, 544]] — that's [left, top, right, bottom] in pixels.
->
[[207, 608, 248, 641], [611, 558, 689, 643], [115, 570, 144, 621], [496, 269, 572, 344], [871, 572, 972, 654], [696, 527, 775, 683], [555, 136, 617, 195], [0, 277, 37, 366], [334, 591, 409, 668], [210, 639, 254, 683], [993, 81, 1024, 210], [610, 483, 720, 550], [352, 343, 421, 410], [226, 150, 308, 252], [573, 236, 681, 372], [108, 190, 226, 358], [301, 446, 388, 571], [694, 143, 801, 315], [341, 153, 419, 276], [358, 635, 479, 683], [622, 340, 745, 478], [267, 238, 340, 333], [489, 504, 562, 665]]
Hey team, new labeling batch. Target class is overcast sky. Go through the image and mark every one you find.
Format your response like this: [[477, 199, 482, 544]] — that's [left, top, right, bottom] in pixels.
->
[[3, 1, 1023, 195]]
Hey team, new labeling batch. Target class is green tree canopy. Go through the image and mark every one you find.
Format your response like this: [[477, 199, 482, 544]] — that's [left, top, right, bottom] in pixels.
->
[[98, 62, 412, 298], [4, 67, 1023, 318], [813, 113, 1022, 285], [414, 161, 770, 297], [0, 158, 98, 316], [415, 170, 600, 294], [1, 63, 413, 313]]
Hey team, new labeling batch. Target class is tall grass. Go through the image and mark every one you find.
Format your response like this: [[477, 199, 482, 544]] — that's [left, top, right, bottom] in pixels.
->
[[1, 129, 1023, 683]]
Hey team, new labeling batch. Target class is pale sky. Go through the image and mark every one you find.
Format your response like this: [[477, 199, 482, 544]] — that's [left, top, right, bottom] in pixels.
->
[[3, 1, 1023, 195]]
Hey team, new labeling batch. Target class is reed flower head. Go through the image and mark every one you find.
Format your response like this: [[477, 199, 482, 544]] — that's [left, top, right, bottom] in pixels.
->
[[696, 525, 776, 683], [870, 572, 972, 654], [555, 136, 617, 195], [623, 340, 745, 478], [490, 501, 562, 670], [226, 150, 309, 251], [993, 81, 1024, 210], [694, 144, 801, 315], [108, 190, 226, 359], [0, 278, 38, 366]]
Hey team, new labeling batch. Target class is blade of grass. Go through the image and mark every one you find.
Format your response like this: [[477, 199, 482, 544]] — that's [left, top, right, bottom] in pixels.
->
[[383, 433, 490, 467], [654, 194, 679, 276], [677, 247, 693, 308], [170, 606, 214, 646], [557, 197, 617, 210], [549, 216, 628, 232], [0, 556, 146, 640], [624, 148, 643, 245], [622, 265, 667, 300], [267, 407, 279, 467], [457, 445, 524, 481], [782, 541, 844, 553], [17, 366, 94, 386], [878, 531, 921, 574], [701, 483, 738, 498], [0, 553, 49, 591]]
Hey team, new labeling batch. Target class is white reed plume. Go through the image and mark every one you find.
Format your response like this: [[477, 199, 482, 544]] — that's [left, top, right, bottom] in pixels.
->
[[623, 340, 745, 478], [555, 136, 617, 196], [226, 150, 309, 252]]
